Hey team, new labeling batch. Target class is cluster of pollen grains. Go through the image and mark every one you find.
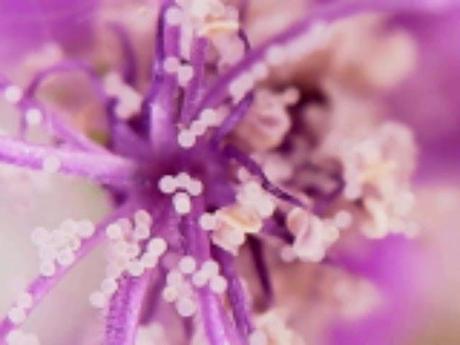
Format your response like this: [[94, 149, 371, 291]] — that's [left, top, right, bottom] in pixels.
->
[[104, 72, 142, 120], [6, 293, 33, 326], [31, 219, 96, 277], [284, 208, 346, 263], [165, 0, 240, 60], [248, 311, 304, 345], [177, 108, 224, 149], [5, 330, 40, 345], [90, 210, 167, 309], [327, 121, 419, 239], [163, 56, 195, 87], [200, 181, 275, 254], [162, 258, 227, 318], [228, 22, 330, 103], [158, 173, 204, 215]]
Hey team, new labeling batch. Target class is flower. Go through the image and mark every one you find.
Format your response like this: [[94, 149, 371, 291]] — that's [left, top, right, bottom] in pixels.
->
[[0, 1, 459, 345]]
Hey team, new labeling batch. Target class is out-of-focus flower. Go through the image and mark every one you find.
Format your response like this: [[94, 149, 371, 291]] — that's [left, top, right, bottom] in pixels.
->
[[0, 1, 459, 345]]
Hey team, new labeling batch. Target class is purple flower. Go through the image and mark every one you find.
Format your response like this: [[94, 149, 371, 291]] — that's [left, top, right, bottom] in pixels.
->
[[0, 1, 459, 345]]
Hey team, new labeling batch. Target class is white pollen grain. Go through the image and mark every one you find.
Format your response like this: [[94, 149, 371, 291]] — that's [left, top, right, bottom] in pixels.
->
[[177, 130, 196, 149], [7, 308, 26, 325], [209, 275, 228, 294], [173, 192, 192, 215], [178, 256, 197, 274], [3, 85, 23, 103], [147, 237, 167, 256], [25, 108, 43, 126]]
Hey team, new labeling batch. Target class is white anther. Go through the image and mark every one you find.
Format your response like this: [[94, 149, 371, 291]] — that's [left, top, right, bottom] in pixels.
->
[[68, 237, 81, 251], [3, 85, 23, 103], [158, 175, 177, 194], [77, 220, 96, 238], [100, 278, 118, 295], [177, 130, 196, 148], [16, 292, 33, 310], [127, 261, 145, 277], [162, 286, 179, 303], [173, 192, 192, 215], [175, 297, 197, 317], [199, 213, 216, 231], [56, 249, 75, 266], [147, 237, 168, 256], [25, 108, 43, 126], [178, 256, 197, 274], [209, 275, 228, 294], [134, 224, 150, 240], [191, 270, 209, 287], [166, 270, 183, 286], [190, 120, 208, 136], [200, 108, 219, 126], [187, 179, 203, 196], [7, 308, 26, 325], [201, 259, 219, 277], [39, 260, 56, 277], [141, 252, 159, 268], [175, 172, 191, 188], [106, 223, 123, 240], [114, 240, 130, 257], [125, 243, 141, 259], [134, 209, 152, 226]]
